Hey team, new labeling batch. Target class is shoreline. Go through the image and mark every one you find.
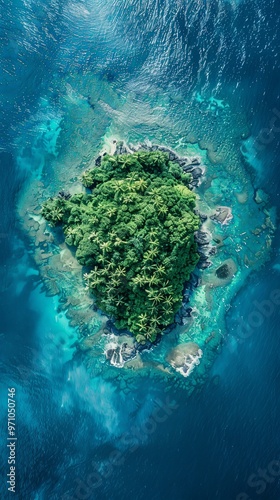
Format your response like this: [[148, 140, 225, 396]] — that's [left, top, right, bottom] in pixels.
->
[[17, 133, 276, 392]]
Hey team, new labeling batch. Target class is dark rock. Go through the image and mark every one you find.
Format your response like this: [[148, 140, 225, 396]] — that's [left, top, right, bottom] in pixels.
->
[[87, 96, 95, 110], [189, 273, 200, 288], [191, 167, 203, 179], [194, 210, 207, 222], [122, 343, 136, 361], [190, 179, 199, 188], [195, 230, 210, 246], [164, 323, 176, 335], [175, 311, 183, 325], [198, 250, 209, 261], [95, 155, 102, 166], [114, 141, 128, 155], [183, 306, 192, 318], [58, 190, 71, 200], [106, 349, 115, 360], [215, 263, 230, 279], [177, 158, 187, 166], [182, 164, 194, 172], [208, 246, 217, 256], [210, 206, 232, 224], [169, 152, 177, 161], [183, 291, 191, 304], [191, 158, 200, 165], [198, 260, 211, 269]]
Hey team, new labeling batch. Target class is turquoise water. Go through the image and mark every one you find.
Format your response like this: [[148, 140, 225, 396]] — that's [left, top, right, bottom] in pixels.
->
[[1, 0, 280, 499]]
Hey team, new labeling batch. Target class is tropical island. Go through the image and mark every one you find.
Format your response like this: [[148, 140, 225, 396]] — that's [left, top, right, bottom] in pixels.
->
[[42, 150, 200, 343]]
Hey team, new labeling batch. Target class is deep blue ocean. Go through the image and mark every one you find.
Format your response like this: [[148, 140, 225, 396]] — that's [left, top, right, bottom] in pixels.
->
[[1, 1, 280, 499]]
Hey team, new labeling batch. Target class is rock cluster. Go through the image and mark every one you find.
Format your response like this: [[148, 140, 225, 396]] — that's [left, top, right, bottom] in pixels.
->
[[195, 228, 215, 270], [58, 190, 71, 200], [105, 337, 137, 367], [210, 206, 233, 225], [167, 342, 203, 377], [175, 272, 200, 326]]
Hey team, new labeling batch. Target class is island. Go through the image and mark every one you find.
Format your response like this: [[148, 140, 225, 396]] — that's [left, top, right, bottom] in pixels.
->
[[42, 150, 200, 343], [15, 125, 276, 394]]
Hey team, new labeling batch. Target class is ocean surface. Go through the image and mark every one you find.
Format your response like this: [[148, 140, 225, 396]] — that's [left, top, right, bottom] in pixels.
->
[[1, 0, 280, 499]]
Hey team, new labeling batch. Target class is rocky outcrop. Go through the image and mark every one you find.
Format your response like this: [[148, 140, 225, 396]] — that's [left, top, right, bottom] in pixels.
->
[[214, 258, 237, 282], [58, 190, 71, 200], [195, 230, 211, 246], [105, 336, 137, 367], [167, 342, 203, 377], [210, 206, 233, 225], [194, 229, 214, 270]]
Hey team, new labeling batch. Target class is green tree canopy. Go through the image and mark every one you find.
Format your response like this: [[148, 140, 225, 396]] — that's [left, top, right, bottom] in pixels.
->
[[42, 150, 200, 342]]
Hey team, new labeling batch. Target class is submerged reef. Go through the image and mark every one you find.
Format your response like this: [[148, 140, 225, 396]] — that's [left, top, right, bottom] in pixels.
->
[[42, 150, 200, 342], [18, 114, 276, 389]]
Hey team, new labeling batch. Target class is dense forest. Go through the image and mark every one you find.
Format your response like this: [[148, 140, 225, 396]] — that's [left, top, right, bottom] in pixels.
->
[[42, 151, 199, 342]]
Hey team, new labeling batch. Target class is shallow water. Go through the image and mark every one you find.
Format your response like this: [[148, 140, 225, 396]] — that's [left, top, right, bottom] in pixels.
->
[[1, 0, 280, 499]]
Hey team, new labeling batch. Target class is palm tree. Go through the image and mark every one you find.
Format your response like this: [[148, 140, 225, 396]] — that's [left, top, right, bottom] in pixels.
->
[[106, 284, 115, 296], [146, 328, 157, 342], [143, 248, 158, 262], [161, 305, 173, 317], [97, 253, 107, 265], [154, 196, 164, 209], [114, 237, 126, 247], [162, 295, 173, 307], [50, 206, 64, 223], [148, 229, 158, 239], [115, 266, 126, 277], [135, 179, 147, 192], [131, 275, 147, 287], [87, 275, 103, 288], [88, 231, 99, 242], [118, 156, 132, 170], [104, 260, 114, 271], [138, 313, 148, 322], [107, 207, 117, 218], [146, 289, 163, 305], [135, 320, 146, 333], [135, 313, 148, 332], [82, 170, 94, 187], [154, 264, 166, 276], [108, 230, 117, 239], [111, 276, 121, 288], [65, 226, 81, 245], [158, 205, 168, 216], [100, 241, 111, 253], [90, 216, 99, 225], [148, 188, 159, 197], [150, 316, 161, 329], [126, 172, 139, 184], [148, 274, 159, 286], [150, 239, 159, 249], [115, 296, 125, 307], [113, 180, 126, 193], [123, 193, 134, 204]]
